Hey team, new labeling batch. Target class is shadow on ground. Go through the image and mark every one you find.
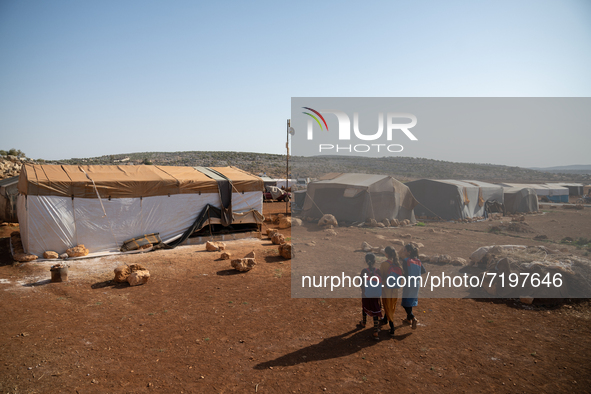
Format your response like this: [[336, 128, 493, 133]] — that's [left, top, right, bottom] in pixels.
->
[[91, 280, 132, 289], [254, 327, 411, 369]]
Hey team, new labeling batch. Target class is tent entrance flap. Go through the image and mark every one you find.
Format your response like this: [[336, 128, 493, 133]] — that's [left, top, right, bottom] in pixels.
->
[[164, 204, 223, 248], [194, 167, 233, 226]]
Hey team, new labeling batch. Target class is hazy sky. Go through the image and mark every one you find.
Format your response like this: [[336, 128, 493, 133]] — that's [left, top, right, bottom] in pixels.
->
[[1, 0, 590, 167]]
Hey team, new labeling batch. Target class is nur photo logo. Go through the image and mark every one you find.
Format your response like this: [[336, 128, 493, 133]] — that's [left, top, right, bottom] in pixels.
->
[[301, 107, 418, 154]]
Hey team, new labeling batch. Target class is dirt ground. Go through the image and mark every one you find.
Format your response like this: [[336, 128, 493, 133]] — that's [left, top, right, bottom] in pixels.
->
[[1, 202, 590, 393]]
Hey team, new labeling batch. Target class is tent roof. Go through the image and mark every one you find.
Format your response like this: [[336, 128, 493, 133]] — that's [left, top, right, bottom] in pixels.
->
[[546, 183, 584, 187], [314, 173, 390, 187], [0, 176, 19, 187], [18, 164, 263, 198]]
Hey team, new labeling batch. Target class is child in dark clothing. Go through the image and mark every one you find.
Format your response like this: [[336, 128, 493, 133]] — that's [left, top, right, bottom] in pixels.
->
[[358, 253, 383, 340]]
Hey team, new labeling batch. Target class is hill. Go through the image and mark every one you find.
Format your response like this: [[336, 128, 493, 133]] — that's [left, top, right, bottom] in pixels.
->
[[529, 165, 591, 175], [43, 151, 590, 183]]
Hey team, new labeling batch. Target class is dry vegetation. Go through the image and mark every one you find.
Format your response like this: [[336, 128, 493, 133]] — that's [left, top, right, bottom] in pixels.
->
[[45, 151, 591, 183]]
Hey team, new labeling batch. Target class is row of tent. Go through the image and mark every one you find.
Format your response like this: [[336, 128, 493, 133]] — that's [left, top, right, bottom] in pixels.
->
[[298, 175, 547, 222], [1, 164, 588, 258]]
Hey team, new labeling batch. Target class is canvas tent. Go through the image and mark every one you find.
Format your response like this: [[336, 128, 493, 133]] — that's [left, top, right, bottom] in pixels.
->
[[301, 173, 417, 223], [498, 183, 569, 203], [276, 179, 296, 189], [259, 176, 277, 188], [406, 179, 504, 221], [546, 183, 584, 196], [17, 164, 264, 257], [502, 186, 539, 214], [0, 176, 19, 222]]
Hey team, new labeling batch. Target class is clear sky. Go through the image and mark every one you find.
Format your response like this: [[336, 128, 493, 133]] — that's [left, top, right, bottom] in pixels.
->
[[1, 0, 590, 167]]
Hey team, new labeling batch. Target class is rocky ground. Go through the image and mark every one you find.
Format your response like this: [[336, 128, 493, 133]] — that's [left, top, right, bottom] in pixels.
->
[[0, 156, 28, 180], [0, 203, 590, 393]]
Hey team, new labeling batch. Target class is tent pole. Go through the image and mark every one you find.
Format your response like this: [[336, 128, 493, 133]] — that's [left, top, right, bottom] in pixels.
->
[[286, 119, 290, 216]]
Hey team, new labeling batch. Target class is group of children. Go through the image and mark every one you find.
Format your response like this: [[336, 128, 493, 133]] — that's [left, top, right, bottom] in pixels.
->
[[359, 243, 427, 340]]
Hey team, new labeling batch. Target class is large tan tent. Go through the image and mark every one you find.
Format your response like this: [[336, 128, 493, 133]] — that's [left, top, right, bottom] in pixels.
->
[[17, 164, 264, 257], [502, 186, 539, 214], [407, 179, 504, 221], [301, 173, 417, 223]]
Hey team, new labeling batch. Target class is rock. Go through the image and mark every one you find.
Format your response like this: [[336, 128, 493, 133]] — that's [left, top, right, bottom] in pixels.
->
[[391, 239, 404, 246], [278, 217, 292, 229], [245, 251, 255, 259], [59, 253, 69, 260], [318, 214, 338, 228], [496, 258, 511, 277], [205, 241, 226, 251], [469, 246, 491, 264], [401, 234, 412, 239], [520, 296, 534, 305], [450, 257, 468, 266], [377, 223, 385, 228], [291, 218, 303, 226], [390, 219, 400, 227], [128, 270, 150, 286], [382, 218, 391, 227], [410, 242, 424, 249], [278, 243, 292, 259], [361, 241, 372, 252], [43, 251, 59, 259], [484, 280, 497, 296], [231, 258, 256, 272], [433, 254, 451, 264], [266, 228, 278, 236], [403, 219, 411, 226], [220, 252, 232, 260], [371, 246, 382, 254], [534, 235, 548, 240], [324, 229, 337, 236], [114, 265, 131, 283], [366, 218, 378, 227], [13, 253, 38, 262], [271, 233, 285, 245], [419, 254, 430, 262], [66, 245, 89, 258]]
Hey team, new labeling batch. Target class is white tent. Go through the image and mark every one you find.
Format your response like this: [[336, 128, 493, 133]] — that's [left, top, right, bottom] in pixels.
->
[[17, 164, 264, 257], [275, 179, 296, 189], [546, 183, 584, 196], [407, 179, 503, 221], [498, 183, 568, 203]]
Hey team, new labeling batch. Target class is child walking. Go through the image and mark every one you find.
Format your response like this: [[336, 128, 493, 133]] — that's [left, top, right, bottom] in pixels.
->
[[400, 243, 427, 330], [380, 246, 404, 337], [358, 253, 383, 340]]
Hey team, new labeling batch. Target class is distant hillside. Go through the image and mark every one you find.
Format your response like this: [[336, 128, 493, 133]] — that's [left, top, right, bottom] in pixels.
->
[[529, 165, 591, 175], [46, 151, 590, 183]]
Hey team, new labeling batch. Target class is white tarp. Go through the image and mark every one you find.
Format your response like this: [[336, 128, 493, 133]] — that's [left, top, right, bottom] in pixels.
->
[[18, 191, 262, 256], [498, 183, 568, 197]]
